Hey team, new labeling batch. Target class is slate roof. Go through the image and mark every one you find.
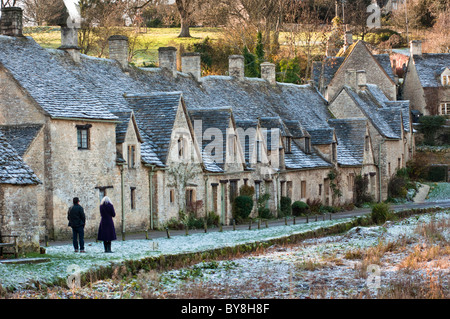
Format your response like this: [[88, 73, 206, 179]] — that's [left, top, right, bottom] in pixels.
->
[[188, 107, 233, 171], [112, 111, 133, 144], [284, 140, 332, 170], [0, 35, 337, 171], [343, 84, 404, 140], [0, 124, 43, 157], [411, 53, 450, 87], [0, 131, 40, 185], [307, 128, 335, 145], [329, 119, 367, 167], [0, 36, 118, 121], [124, 92, 183, 166], [283, 120, 309, 138]]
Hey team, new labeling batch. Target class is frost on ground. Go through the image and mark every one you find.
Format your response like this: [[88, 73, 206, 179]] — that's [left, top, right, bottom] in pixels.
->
[[4, 210, 449, 299], [425, 183, 450, 203]]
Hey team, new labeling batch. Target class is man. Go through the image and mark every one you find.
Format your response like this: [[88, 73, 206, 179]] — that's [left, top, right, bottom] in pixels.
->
[[67, 197, 86, 253]]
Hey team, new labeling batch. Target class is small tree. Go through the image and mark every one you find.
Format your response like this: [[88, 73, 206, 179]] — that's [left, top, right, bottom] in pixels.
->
[[354, 174, 373, 206], [418, 116, 446, 146]]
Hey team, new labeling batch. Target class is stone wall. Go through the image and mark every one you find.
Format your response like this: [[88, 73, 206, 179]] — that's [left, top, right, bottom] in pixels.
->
[[0, 184, 40, 253], [402, 58, 427, 114]]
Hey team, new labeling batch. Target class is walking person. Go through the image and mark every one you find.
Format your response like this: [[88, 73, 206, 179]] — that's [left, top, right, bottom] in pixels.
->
[[67, 197, 86, 253], [97, 196, 117, 253]]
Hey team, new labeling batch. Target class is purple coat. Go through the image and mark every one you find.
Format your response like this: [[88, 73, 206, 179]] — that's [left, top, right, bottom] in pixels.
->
[[97, 203, 117, 241]]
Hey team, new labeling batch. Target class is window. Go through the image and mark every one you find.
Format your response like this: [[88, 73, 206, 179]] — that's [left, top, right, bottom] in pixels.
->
[[228, 134, 236, 161], [388, 162, 391, 176], [348, 174, 355, 192], [256, 140, 262, 163], [255, 181, 261, 201], [186, 189, 196, 208], [332, 143, 337, 162], [76, 124, 91, 149], [128, 145, 136, 168], [230, 180, 238, 203], [178, 137, 185, 158], [130, 187, 136, 210], [440, 102, 450, 115], [305, 137, 311, 154], [169, 189, 175, 204], [442, 75, 449, 86], [285, 137, 292, 154], [319, 184, 322, 196], [301, 181, 306, 198], [365, 136, 370, 152]]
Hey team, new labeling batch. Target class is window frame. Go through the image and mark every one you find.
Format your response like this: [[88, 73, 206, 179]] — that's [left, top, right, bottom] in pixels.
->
[[76, 124, 92, 150]]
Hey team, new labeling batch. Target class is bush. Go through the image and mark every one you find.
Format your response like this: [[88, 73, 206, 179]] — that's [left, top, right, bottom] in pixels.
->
[[388, 175, 408, 198], [418, 116, 446, 146], [279, 196, 292, 217], [427, 165, 448, 182], [291, 201, 309, 216], [258, 207, 272, 219], [306, 198, 322, 214], [371, 202, 392, 224], [239, 184, 255, 197], [233, 195, 254, 220], [257, 193, 272, 219], [354, 174, 373, 206]]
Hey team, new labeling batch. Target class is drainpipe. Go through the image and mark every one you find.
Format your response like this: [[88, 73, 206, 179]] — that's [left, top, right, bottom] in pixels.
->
[[119, 163, 125, 240], [378, 138, 386, 203], [148, 165, 155, 230], [204, 176, 209, 217]]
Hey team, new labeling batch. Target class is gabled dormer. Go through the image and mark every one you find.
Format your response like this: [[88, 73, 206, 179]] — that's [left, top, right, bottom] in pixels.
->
[[112, 110, 143, 169], [441, 68, 450, 87]]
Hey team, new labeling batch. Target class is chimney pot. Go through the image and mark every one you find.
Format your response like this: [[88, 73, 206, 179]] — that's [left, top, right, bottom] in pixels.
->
[[158, 47, 178, 77], [229, 55, 245, 80], [260, 62, 276, 85], [181, 52, 201, 81], [410, 40, 422, 56], [0, 7, 23, 37], [108, 35, 129, 69]]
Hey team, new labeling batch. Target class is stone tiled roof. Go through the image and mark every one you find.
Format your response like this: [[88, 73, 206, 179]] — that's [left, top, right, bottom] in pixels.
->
[[344, 85, 404, 140], [284, 140, 332, 170], [0, 131, 40, 185], [0, 36, 118, 121], [307, 128, 335, 145], [0, 124, 43, 157], [329, 118, 367, 167], [188, 107, 233, 171], [124, 92, 183, 166], [411, 53, 450, 87]]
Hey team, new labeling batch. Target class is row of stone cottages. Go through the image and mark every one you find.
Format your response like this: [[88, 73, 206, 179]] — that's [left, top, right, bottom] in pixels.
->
[[0, 8, 413, 253]]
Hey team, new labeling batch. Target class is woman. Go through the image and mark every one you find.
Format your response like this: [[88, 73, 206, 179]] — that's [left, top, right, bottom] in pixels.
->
[[97, 196, 117, 253]]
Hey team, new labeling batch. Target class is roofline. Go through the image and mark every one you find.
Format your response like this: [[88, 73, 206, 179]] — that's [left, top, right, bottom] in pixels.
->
[[51, 117, 120, 123]]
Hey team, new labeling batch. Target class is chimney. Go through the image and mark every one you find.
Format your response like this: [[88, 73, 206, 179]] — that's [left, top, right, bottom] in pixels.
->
[[158, 47, 178, 77], [344, 69, 357, 90], [108, 35, 129, 69], [58, 26, 81, 63], [181, 52, 201, 81], [343, 31, 353, 52], [260, 62, 276, 85], [410, 40, 422, 56], [0, 7, 23, 37], [229, 55, 245, 80], [356, 70, 367, 91]]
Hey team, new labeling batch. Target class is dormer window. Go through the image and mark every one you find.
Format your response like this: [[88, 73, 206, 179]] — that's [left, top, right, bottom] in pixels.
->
[[305, 137, 311, 154], [285, 137, 292, 154], [178, 137, 185, 158], [442, 75, 449, 86], [128, 145, 136, 168], [256, 140, 262, 163]]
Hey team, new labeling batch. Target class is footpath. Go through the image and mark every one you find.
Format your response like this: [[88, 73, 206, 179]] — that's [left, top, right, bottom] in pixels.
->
[[42, 199, 450, 248]]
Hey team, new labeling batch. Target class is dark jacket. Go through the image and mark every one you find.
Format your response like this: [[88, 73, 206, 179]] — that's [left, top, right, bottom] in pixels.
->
[[68, 204, 86, 228], [97, 203, 117, 241]]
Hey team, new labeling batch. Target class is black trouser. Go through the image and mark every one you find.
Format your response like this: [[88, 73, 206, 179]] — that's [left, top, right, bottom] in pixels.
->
[[72, 226, 85, 251], [103, 241, 112, 252]]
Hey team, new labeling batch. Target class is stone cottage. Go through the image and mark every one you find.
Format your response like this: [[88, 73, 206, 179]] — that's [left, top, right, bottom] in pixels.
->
[[402, 40, 450, 116], [312, 37, 398, 101], [0, 7, 414, 246], [328, 70, 413, 200]]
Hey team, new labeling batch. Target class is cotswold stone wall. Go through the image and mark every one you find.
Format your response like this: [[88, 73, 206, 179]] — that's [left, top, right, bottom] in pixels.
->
[[0, 184, 40, 253]]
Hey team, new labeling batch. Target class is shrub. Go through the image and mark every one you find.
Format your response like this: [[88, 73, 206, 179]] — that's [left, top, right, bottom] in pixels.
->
[[279, 196, 292, 217], [291, 201, 309, 216], [388, 175, 408, 198], [258, 207, 273, 219], [205, 211, 219, 227], [239, 184, 255, 197], [418, 116, 446, 146], [306, 198, 322, 213], [257, 193, 272, 219], [354, 174, 373, 206], [371, 202, 392, 224], [233, 195, 253, 220], [427, 165, 448, 182]]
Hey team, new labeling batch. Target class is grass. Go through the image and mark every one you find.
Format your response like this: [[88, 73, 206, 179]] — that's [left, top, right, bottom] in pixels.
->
[[425, 182, 450, 202], [23, 26, 223, 66]]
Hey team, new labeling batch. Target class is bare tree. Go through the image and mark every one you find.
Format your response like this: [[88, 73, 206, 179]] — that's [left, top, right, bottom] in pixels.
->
[[22, 0, 65, 25]]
